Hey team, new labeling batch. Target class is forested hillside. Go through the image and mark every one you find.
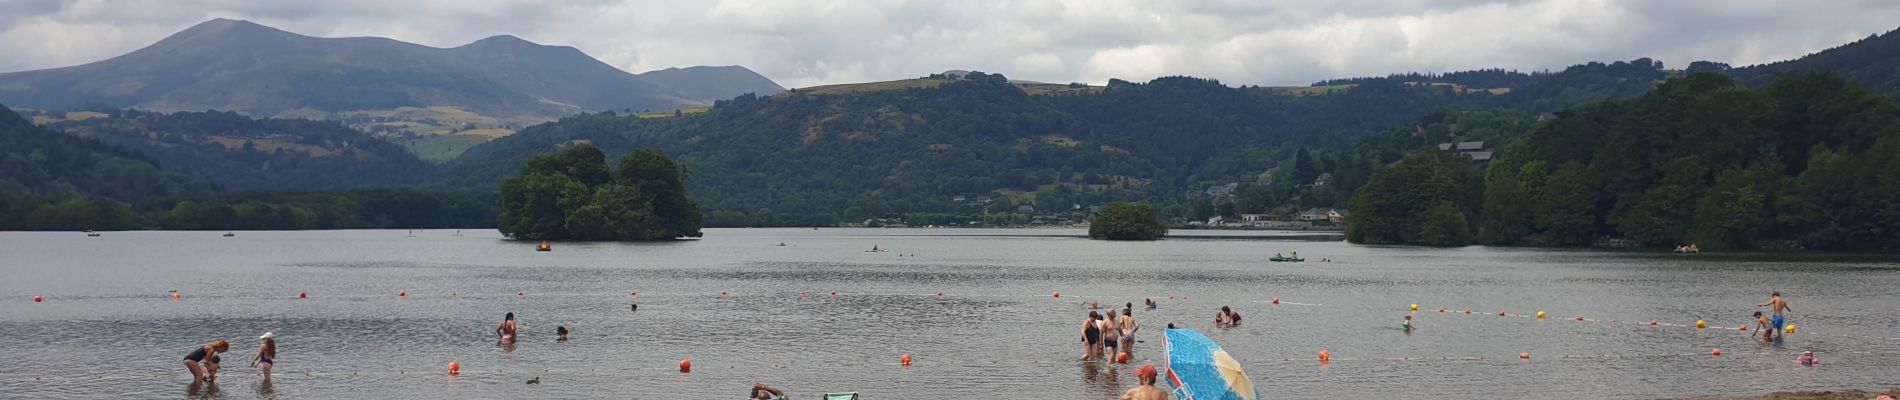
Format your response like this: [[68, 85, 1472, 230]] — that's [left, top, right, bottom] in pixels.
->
[[47, 109, 438, 190], [1348, 73, 1900, 251], [449, 74, 1501, 225], [0, 105, 492, 230]]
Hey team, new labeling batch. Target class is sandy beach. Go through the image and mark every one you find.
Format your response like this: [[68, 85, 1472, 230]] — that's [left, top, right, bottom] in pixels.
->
[[1673, 389, 1898, 400]]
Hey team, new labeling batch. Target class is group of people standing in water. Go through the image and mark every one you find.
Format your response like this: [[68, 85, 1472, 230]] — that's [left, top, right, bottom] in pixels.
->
[[1081, 302, 1143, 361], [181, 332, 276, 384]]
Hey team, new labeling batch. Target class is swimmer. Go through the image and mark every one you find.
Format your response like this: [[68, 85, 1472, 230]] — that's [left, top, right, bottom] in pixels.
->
[[1101, 308, 1122, 356], [1796, 351, 1818, 366], [1757, 292, 1792, 334], [1145, 298, 1156, 310], [497, 312, 518, 345], [557, 326, 570, 341], [1120, 364, 1169, 400], [631, 304, 638, 313], [182, 339, 230, 382], [1403, 314, 1413, 332], [250, 332, 275, 381], [1215, 306, 1241, 326], [1753, 311, 1775, 342], [750, 383, 787, 400], [1081, 311, 1103, 360]]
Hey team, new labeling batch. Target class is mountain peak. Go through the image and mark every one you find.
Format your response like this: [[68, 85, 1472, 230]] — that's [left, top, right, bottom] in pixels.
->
[[469, 34, 536, 46], [176, 18, 292, 38]]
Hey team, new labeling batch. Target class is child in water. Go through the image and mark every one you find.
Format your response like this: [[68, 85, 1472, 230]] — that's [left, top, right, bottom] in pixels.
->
[[204, 355, 222, 382], [557, 326, 570, 341], [1753, 311, 1775, 342], [1796, 351, 1819, 366], [1402, 315, 1413, 332]]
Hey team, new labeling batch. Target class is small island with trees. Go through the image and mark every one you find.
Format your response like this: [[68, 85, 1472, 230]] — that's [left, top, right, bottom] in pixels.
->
[[1088, 202, 1168, 240], [497, 144, 702, 240]]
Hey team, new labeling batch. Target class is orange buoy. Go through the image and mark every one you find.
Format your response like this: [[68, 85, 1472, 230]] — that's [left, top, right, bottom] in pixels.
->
[[517, 291, 525, 297], [299, 291, 307, 299], [33, 295, 42, 303], [1116, 352, 1130, 364], [446, 361, 461, 375], [900, 354, 913, 366], [1437, 307, 1445, 312], [1519, 352, 1530, 359], [1498, 311, 1506, 316], [398, 290, 407, 297], [1318, 350, 1331, 362], [171, 292, 182, 301], [1739, 325, 1748, 331], [1650, 320, 1659, 326], [679, 359, 692, 373], [1575, 316, 1584, 321], [830, 291, 838, 296], [1271, 297, 1280, 305], [1710, 348, 1721, 357], [1463, 308, 1471, 314], [1053, 291, 1061, 298]]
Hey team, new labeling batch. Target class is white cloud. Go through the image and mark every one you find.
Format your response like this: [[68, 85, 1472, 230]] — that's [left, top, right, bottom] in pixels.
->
[[0, 0, 1895, 87]]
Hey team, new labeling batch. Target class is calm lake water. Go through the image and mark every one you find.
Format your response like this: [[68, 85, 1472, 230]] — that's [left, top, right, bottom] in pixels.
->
[[2, 228, 1897, 399]]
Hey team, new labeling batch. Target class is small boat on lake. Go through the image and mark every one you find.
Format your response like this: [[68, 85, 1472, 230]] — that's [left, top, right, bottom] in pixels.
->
[[85, 229, 100, 237], [536, 241, 553, 252], [222, 232, 236, 237], [865, 245, 889, 253], [1269, 252, 1304, 262]]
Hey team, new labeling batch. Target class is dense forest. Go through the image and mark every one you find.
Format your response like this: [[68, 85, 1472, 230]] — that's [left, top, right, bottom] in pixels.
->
[[0, 105, 492, 230], [497, 144, 701, 240], [46, 109, 438, 190], [448, 71, 1591, 226], [1348, 73, 1900, 251]]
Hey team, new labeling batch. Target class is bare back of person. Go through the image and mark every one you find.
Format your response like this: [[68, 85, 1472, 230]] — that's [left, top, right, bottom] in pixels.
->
[[1120, 385, 1169, 400]]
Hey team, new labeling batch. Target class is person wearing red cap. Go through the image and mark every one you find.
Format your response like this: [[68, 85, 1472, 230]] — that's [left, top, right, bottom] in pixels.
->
[[1121, 364, 1168, 400]]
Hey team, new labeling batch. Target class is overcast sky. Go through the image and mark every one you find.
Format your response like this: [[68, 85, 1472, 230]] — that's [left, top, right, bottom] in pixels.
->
[[1, 0, 1896, 88]]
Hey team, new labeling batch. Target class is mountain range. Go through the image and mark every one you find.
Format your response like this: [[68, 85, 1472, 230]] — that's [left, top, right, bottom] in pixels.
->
[[0, 19, 784, 121]]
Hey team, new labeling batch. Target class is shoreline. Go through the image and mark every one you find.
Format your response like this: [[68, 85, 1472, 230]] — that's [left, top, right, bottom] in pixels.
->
[[1671, 389, 1897, 400]]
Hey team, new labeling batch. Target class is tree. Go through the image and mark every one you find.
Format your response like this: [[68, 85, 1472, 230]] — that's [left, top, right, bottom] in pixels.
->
[[1417, 201, 1472, 246], [497, 144, 702, 240], [1089, 202, 1167, 240], [1346, 150, 1464, 245]]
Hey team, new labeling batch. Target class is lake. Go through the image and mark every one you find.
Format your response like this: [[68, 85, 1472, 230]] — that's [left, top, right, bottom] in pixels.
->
[[2, 228, 1897, 399]]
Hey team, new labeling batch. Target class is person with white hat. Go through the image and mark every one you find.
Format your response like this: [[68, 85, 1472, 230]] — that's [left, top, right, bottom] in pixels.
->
[[250, 332, 277, 380]]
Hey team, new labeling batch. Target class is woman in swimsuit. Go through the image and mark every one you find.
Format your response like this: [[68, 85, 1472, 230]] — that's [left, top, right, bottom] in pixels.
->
[[497, 312, 518, 345], [1081, 311, 1102, 360], [251, 332, 276, 381], [182, 339, 230, 382]]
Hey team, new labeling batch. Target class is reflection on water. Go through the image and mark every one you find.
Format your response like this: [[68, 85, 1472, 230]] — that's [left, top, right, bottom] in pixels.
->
[[1, 228, 1897, 399]]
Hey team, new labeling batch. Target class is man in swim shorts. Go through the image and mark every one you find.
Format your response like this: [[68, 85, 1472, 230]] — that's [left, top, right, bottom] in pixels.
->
[[1757, 292, 1792, 333]]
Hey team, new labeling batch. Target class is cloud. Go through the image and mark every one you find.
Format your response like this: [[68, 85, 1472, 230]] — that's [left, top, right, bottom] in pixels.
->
[[0, 0, 1895, 88]]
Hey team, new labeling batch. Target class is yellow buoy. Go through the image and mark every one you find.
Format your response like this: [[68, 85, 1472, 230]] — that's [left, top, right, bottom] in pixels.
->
[[1536, 310, 1546, 319], [1695, 320, 1706, 329], [1410, 304, 1419, 311], [1784, 324, 1795, 333]]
